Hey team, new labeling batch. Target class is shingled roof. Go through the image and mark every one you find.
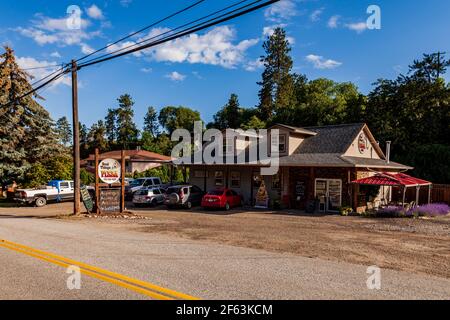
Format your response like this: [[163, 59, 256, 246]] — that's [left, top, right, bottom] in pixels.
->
[[294, 123, 366, 154]]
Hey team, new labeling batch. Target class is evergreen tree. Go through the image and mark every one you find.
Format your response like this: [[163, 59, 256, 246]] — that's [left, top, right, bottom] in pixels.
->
[[88, 120, 108, 152], [143, 106, 159, 137], [257, 28, 295, 121], [0, 47, 59, 184], [105, 108, 117, 147], [55, 116, 72, 146], [79, 122, 90, 159], [116, 94, 139, 149], [209, 94, 242, 129]]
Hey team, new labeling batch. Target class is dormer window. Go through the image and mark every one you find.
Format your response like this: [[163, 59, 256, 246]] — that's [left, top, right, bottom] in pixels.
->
[[279, 134, 287, 153]]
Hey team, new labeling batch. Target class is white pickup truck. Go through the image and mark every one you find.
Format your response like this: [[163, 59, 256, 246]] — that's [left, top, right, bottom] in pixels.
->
[[14, 180, 94, 207]]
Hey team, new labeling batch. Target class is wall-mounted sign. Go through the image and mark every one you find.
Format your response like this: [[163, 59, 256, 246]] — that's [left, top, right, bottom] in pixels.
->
[[98, 158, 121, 184], [358, 134, 368, 154]]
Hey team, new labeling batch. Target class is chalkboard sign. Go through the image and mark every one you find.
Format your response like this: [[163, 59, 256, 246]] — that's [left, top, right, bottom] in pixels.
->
[[100, 189, 121, 213], [80, 186, 94, 213]]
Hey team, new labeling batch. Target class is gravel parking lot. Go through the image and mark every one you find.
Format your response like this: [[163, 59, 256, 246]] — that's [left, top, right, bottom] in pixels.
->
[[2, 202, 449, 279]]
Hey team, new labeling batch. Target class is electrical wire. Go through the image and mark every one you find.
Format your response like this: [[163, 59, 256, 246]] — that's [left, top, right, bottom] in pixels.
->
[[78, 0, 278, 69], [75, 0, 206, 63]]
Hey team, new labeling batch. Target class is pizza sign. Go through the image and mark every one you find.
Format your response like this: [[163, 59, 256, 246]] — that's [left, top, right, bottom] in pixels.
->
[[358, 134, 367, 154], [98, 158, 121, 184]]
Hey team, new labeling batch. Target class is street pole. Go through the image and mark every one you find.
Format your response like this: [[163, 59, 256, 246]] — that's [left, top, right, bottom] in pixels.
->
[[71, 60, 81, 215]]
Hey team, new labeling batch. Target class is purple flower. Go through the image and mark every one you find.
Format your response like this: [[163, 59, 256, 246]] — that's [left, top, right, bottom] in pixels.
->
[[407, 204, 450, 217]]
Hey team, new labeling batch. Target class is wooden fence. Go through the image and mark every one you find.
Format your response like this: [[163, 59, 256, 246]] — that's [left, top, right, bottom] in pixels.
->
[[431, 184, 450, 205]]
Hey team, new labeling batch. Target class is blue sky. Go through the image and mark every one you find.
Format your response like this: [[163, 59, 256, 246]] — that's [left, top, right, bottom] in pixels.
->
[[1, 0, 449, 128]]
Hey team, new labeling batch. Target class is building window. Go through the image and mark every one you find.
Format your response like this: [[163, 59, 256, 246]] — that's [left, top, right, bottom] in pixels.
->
[[279, 134, 287, 153], [215, 171, 224, 186], [230, 171, 241, 188], [272, 172, 282, 190]]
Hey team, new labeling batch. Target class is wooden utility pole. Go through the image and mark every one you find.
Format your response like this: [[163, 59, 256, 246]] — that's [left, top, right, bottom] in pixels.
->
[[72, 60, 81, 215], [121, 150, 126, 213]]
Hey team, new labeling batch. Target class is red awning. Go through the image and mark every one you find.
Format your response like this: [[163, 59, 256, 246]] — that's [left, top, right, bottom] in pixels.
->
[[352, 172, 432, 187]]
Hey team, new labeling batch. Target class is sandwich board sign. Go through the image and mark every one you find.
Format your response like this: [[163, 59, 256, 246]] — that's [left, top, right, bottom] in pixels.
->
[[98, 158, 121, 184]]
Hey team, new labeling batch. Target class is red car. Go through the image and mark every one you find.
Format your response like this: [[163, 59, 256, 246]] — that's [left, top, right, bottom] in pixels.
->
[[201, 188, 242, 210]]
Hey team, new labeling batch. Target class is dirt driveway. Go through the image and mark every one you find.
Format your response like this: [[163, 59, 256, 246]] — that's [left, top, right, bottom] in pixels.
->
[[1, 202, 449, 279], [123, 207, 450, 279]]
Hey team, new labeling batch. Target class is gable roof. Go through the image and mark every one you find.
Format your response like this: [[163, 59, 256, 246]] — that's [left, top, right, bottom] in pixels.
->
[[293, 123, 366, 154], [270, 124, 317, 136]]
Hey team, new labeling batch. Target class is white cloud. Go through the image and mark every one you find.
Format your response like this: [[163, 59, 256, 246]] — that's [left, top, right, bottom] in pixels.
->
[[264, 0, 298, 23], [306, 54, 342, 69], [345, 22, 367, 33], [17, 56, 70, 87], [14, 14, 101, 54], [87, 5, 104, 20], [262, 24, 295, 44], [245, 58, 264, 72], [50, 51, 61, 58], [165, 71, 186, 82], [310, 8, 324, 22], [138, 26, 259, 69], [140, 67, 152, 73], [80, 43, 95, 54], [328, 15, 340, 29]]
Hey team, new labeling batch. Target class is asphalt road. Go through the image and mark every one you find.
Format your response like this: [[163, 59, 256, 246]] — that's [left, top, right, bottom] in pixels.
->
[[0, 213, 449, 300]]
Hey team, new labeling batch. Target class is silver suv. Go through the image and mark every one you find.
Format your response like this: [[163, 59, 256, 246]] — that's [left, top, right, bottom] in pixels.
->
[[125, 177, 163, 200], [133, 187, 165, 207]]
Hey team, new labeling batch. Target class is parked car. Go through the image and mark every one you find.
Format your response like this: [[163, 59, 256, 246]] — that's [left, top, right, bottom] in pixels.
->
[[164, 185, 205, 209], [202, 188, 242, 211], [125, 177, 163, 200], [132, 187, 165, 207], [14, 180, 94, 207]]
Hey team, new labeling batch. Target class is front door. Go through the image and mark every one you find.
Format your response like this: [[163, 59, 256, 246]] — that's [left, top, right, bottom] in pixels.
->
[[315, 179, 342, 212]]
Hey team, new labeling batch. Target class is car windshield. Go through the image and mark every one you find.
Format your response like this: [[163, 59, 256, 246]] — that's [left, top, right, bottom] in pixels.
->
[[129, 179, 145, 187], [208, 190, 224, 196]]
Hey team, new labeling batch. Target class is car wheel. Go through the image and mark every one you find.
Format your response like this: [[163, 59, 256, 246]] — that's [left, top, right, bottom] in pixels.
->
[[185, 201, 192, 209], [225, 202, 230, 211], [151, 199, 158, 207], [35, 197, 47, 207]]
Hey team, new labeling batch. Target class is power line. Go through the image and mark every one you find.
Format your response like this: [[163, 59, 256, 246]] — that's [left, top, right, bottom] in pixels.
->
[[0, 0, 280, 108], [21, 64, 62, 71], [75, 0, 206, 64], [79, 0, 278, 69], [80, 0, 254, 66]]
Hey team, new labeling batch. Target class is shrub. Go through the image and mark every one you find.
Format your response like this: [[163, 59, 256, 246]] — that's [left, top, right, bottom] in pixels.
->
[[376, 206, 407, 218], [408, 204, 450, 217], [339, 206, 353, 216]]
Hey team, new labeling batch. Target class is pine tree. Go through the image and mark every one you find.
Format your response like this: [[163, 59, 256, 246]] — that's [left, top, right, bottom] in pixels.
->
[[105, 108, 117, 147], [257, 28, 295, 121], [0, 47, 59, 184], [116, 94, 139, 150], [88, 120, 108, 152], [210, 93, 242, 129], [143, 106, 159, 137], [55, 116, 72, 146]]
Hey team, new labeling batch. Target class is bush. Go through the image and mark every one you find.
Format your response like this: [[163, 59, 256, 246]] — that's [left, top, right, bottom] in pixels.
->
[[408, 203, 450, 217], [339, 206, 353, 216]]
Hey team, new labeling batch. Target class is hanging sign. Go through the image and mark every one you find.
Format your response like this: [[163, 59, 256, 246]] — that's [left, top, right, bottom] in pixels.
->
[[98, 158, 121, 184]]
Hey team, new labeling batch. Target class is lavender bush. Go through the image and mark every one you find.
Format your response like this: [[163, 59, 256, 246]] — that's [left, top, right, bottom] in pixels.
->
[[408, 203, 450, 217]]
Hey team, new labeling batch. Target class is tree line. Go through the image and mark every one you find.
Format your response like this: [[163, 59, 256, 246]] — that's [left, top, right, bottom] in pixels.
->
[[1, 27, 449, 187]]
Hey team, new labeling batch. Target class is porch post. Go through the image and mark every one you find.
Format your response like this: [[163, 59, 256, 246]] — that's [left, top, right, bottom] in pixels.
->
[[416, 186, 420, 205], [402, 186, 406, 207], [428, 185, 432, 204]]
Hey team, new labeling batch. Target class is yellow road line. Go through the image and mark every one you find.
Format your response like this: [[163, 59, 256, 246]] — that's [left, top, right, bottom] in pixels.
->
[[0, 239, 199, 300]]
